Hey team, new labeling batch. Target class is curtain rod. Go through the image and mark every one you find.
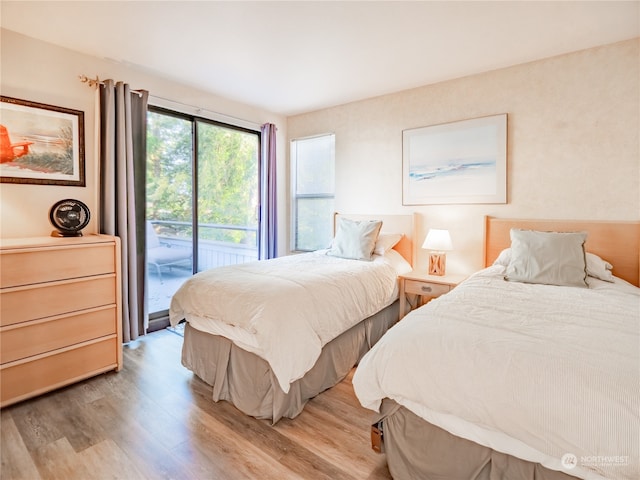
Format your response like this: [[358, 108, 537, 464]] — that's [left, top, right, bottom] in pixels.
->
[[79, 74, 143, 97], [147, 94, 262, 130], [79, 74, 261, 129]]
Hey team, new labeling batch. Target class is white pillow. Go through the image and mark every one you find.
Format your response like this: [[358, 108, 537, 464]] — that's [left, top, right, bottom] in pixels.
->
[[585, 252, 614, 282], [327, 218, 383, 261], [373, 233, 403, 255], [493, 248, 512, 266], [495, 248, 614, 283], [504, 229, 588, 287]]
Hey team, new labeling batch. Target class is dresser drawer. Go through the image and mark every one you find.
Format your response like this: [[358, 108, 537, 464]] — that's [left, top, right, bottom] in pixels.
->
[[404, 280, 451, 297], [1, 306, 116, 364], [0, 243, 115, 288], [1, 337, 118, 407], [0, 275, 116, 327]]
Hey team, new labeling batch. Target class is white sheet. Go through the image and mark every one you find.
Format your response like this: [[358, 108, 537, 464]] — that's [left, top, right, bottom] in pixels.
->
[[353, 265, 640, 480], [170, 249, 410, 393]]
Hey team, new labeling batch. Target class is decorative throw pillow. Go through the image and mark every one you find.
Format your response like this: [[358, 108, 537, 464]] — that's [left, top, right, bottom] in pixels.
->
[[373, 233, 403, 255], [505, 229, 588, 287], [327, 218, 383, 261], [496, 247, 614, 283]]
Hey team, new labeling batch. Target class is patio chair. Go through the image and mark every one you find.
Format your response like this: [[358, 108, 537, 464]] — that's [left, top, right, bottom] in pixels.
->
[[146, 222, 192, 283]]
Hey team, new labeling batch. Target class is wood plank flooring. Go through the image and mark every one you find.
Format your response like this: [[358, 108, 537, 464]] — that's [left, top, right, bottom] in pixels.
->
[[1, 329, 392, 480]]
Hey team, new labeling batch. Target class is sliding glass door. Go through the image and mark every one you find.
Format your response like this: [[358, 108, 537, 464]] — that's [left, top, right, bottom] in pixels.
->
[[196, 122, 259, 272], [146, 108, 259, 315]]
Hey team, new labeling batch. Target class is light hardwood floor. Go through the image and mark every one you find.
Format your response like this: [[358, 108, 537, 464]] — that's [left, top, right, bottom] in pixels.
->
[[1, 329, 392, 480]]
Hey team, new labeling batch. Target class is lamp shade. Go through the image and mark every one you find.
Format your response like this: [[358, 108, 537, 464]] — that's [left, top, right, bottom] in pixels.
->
[[422, 229, 453, 252]]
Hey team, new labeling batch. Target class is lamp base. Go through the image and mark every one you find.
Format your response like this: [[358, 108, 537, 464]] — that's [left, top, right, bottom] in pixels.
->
[[428, 252, 446, 276]]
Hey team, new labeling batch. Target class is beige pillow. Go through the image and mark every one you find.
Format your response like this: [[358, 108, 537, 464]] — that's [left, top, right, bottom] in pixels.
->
[[495, 248, 615, 283], [505, 229, 588, 287], [327, 218, 383, 261]]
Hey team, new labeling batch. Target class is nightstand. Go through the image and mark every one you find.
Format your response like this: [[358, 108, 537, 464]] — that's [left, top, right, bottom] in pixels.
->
[[399, 271, 467, 319]]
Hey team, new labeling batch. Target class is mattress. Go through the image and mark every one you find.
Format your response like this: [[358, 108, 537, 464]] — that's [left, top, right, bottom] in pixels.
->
[[354, 265, 640, 480]]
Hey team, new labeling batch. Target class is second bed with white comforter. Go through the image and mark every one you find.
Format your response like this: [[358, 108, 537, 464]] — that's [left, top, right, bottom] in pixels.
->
[[354, 265, 640, 480]]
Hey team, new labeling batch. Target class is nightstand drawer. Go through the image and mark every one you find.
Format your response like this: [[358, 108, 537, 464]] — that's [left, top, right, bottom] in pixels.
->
[[404, 280, 451, 297]]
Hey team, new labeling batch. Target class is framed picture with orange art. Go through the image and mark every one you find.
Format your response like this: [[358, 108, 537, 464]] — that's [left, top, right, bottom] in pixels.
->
[[0, 96, 85, 186]]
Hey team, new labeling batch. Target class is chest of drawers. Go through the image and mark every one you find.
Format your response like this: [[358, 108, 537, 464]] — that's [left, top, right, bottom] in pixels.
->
[[0, 235, 122, 407]]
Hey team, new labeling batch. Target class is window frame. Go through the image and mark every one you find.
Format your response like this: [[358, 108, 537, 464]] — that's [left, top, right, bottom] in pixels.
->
[[290, 133, 336, 253]]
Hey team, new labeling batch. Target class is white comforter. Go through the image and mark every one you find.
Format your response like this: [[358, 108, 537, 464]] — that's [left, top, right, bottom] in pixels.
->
[[353, 265, 640, 480], [170, 250, 409, 393]]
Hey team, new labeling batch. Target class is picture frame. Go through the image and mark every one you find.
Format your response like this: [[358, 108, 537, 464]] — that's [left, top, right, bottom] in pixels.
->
[[402, 114, 507, 205], [0, 96, 85, 186]]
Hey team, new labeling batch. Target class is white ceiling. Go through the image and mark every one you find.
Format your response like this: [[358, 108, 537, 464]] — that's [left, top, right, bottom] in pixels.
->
[[2, 1, 639, 116]]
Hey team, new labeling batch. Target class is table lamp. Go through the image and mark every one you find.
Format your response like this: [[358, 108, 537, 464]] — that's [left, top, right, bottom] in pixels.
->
[[422, 229, 453, 276]]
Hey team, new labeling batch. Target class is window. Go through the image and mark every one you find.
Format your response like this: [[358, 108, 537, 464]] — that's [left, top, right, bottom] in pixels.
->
[[146, 107, 260, 316], [290, 134, 335, 251]]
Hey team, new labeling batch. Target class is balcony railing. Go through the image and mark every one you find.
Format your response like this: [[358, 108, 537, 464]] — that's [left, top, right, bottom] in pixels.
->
[[151, 219, 258, 269], [148, 220, 258, 313]]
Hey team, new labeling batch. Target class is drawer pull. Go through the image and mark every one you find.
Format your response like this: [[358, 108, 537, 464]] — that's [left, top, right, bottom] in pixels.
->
[[421, 286, 432, 293]]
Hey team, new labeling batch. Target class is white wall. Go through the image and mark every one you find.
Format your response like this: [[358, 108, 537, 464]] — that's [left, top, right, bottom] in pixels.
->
[[0, 28, 288, 256], [287, 39, 640, 275]]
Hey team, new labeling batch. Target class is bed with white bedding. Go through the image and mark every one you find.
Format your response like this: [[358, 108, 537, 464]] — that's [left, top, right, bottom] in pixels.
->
[[353, 217, 640, 480], [169, 213, 415, 422]]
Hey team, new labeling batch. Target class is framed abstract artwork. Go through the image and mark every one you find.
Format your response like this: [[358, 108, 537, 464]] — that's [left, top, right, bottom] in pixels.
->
[[402, 114, 507, 205], [0, 96, 85, 186]]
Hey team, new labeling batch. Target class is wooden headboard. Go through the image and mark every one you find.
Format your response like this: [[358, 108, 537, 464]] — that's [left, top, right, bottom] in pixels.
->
[[484, 216, 640, 287], [334, 213, 417, 267]]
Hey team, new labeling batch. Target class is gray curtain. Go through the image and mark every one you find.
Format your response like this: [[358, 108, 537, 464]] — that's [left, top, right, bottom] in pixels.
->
[[259, 123, 277, 259], [99, 80, 149, 343]]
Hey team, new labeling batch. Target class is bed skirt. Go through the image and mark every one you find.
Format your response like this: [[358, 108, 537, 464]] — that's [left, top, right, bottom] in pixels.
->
[[375, 399, 578, 480], [182, 300, 399, 423]]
